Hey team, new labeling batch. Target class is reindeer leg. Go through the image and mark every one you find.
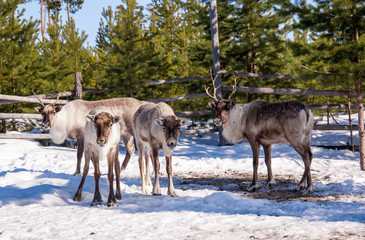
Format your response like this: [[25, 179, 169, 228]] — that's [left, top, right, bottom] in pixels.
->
[[292, 145, 314, 194], [91, 152, 102, 206], [114, 146, 122, 200], [263, 144, 276, 188], [152, 146, 161, 196], [137, 142, 148, 195], [120, 135, 135, 173], [73, 136, 84, 176], [303, 147, 314, 195], [246, 140, 261, 192], [166, 155, 177, 197], [145, 149, 152, 186], [107, 151, 117, 207], [73, 147, 90, 202]]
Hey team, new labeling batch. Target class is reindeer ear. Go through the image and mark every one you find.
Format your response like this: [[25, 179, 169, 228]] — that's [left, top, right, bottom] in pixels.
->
[[35, 106, 43, 113], [179, 118, 188, 126], [86, 115, 95, 123], [154, 118, 165, 126], [55, 105, 62, 112], [113, 116, 121, 124], [208, 102, 216, 110], [229, 99, 236, 109]]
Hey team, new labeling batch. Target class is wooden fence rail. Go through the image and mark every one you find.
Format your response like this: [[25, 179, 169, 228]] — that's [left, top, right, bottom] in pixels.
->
[[0, 88, 108, 105], [0, 124, 358, 140], [0, 71, 361, 141], [221, 85, 362, 97]]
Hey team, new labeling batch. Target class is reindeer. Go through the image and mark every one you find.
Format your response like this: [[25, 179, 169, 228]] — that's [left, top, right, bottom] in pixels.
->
[[206, 75, 314, 194], [34, 97, 145, 176], [133, 102, 188, 197], [73, 107, 122, 206]]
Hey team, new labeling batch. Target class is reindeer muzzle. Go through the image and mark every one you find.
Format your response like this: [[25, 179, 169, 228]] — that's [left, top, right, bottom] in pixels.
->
[[167, 139, 177, 150], [213, 118, 223, 126], [97, 139, 107, 147], [41, 122, 50, 131]]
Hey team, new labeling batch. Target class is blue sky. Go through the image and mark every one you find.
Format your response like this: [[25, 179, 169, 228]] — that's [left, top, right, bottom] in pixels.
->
[[19, 0, 151, 48]]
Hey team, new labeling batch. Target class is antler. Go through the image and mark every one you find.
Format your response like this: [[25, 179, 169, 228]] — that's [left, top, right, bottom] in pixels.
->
[[226, 74, 238, 100], [32, 90, 45, 107], [205, 69, 221, 101], [52, 94, 60, 106]]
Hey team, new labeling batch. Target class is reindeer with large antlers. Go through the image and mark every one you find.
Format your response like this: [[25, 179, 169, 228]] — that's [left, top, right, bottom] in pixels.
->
[[207, 74, 315, 194]]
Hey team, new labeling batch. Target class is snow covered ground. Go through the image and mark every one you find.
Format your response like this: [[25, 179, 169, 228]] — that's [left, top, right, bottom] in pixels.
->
[[0, 113, 365, 239]]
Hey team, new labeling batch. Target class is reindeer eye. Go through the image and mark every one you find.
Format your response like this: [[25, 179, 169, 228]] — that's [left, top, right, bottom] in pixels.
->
[[109, 123, 113, 127], [177, 127, 181, 131]]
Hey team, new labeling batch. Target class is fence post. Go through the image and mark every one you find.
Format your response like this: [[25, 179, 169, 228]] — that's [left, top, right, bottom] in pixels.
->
[[209, 0, 226, 146], [75, 72, 82, 100]]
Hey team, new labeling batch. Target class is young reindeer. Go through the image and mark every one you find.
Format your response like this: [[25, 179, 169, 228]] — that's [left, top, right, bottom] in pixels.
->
[[73, 106, 121, 206], [207, 76, 314, 194], [34, 97, 144, 176], [133, 102, 188, 197]]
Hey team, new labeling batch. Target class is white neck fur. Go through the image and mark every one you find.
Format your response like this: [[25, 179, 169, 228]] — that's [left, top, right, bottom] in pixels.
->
[[221, 103, 249, 144]]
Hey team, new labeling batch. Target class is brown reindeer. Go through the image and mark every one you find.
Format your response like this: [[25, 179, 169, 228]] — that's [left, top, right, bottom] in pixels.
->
[[207, 76, 314, 194], [73, 107, 121, 206], [133, 102, 188, 197]]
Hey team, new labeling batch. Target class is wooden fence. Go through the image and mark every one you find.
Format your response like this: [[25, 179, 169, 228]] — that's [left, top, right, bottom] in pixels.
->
[[0, 70, 360, 142]]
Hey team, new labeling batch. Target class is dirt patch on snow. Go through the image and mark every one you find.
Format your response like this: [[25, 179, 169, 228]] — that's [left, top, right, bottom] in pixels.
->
[[177, 170, 344, 202]]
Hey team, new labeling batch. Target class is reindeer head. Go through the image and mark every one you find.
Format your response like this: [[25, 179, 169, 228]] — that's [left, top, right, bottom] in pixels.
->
[[34, 93, 62, 130], [35, 104, 63, 130], [206, 72, 238, 126], [208, 99, 236, 126], [154, 116, 188, 150], [87, 112, 121, 147]]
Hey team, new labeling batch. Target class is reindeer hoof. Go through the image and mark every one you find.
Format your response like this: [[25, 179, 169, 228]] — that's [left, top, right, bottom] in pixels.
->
[[168, 190, 178, 197], [107, 201, 118, 207], [72, 171, 81, 177], [303, 186, 314, 195], [267, 180, 277, 189], [152, 186, 161, 196], [115, 192, 122, 200], [296, 183, 307, 191], [73, 193, 82, 202], [247, 184, 261, 192], [91, 200, 102, 206]]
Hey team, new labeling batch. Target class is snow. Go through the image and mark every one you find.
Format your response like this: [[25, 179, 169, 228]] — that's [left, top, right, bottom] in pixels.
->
[[1, 114, 365, 239]]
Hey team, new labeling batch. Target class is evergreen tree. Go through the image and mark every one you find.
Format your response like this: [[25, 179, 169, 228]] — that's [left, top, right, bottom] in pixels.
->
[[292, 0, 364, 103], [0, 0, 39, 106], [225, 0, 293, 102], [96, 0, 153, 97]]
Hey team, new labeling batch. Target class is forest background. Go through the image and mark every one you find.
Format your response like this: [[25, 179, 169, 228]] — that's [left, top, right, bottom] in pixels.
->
[[0, 0, 364, 122]]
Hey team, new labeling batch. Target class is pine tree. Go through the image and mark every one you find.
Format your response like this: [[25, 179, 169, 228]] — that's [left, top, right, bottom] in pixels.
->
[[224, 0, 293, 101], [294, 0, 365, 168], [96, 0, 152, 97], [0, 0, 39, 109]]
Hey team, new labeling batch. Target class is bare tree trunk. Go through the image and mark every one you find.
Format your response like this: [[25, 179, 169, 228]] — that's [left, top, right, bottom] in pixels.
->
[[75, 72, 82, 100], [44, 0, 47, 38], [347, 97, 355, 151], [209, 0, 226, 146], [48, 5, 51, 27], [356, 75, 365, 169], [67, 0, 71, 23], [40, 0, 45, 41], [353, 7, 365, 170]]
